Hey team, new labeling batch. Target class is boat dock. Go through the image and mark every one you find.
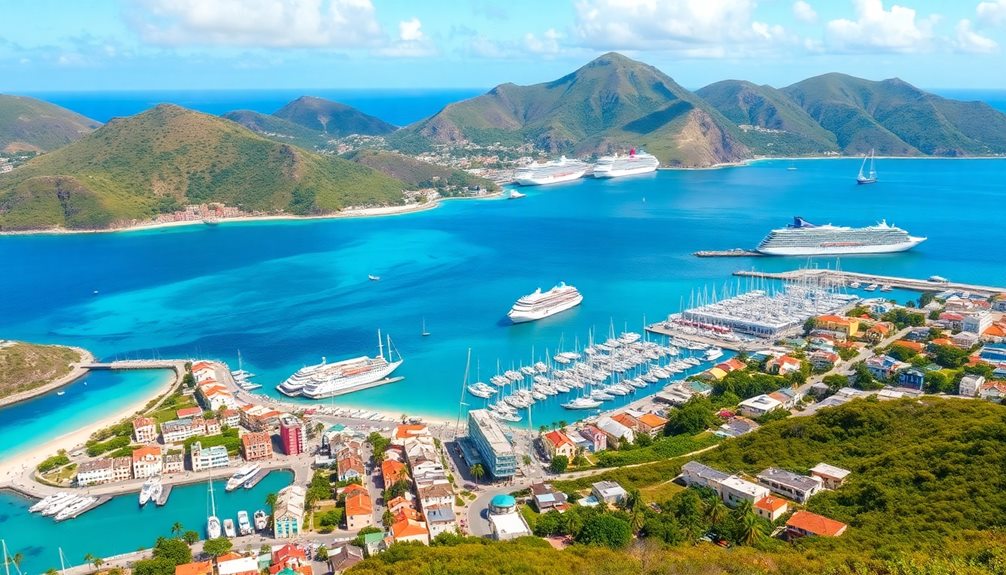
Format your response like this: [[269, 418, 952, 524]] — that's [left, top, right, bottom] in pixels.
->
[[60, 495, 112, 521], [645, 323, 761, 352], [693, 249, 763, 258], [155, 484, 172, 506], [242, 469, 271, 489], [733, 269, 1006, 298], [321, 376, 405, 398]]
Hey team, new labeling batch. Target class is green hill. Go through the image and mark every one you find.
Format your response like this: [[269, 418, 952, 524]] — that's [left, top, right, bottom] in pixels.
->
[[0, 94, 101, 153], [343, 149, 496, 192], [221, 109, 331, 150], [409, 52, 749, 167], [273, 96, 397, 137], [0, 104, 404, 231], [782, 73, 1006, 155], [696, 80, 839, 155]]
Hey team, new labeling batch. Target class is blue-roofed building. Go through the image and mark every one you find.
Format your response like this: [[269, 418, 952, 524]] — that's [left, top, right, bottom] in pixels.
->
[[531, 482, 568, 512], [467, 409, 517, 480], [898, 368, 925, 389]]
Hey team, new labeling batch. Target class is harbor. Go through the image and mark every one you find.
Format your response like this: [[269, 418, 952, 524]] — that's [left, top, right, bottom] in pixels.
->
[[733, 269, 1006, 298]]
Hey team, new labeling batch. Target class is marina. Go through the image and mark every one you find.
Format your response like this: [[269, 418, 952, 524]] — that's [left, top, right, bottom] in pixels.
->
[[733, 269, 1006, 298]]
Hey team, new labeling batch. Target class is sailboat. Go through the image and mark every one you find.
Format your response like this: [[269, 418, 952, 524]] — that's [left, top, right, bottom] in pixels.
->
[[207, 478, 222, 539], [421, 317, 431, 337], [857, 149, 877, 185]]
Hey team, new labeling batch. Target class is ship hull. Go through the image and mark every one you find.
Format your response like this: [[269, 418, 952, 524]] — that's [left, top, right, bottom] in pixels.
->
[[593, 164, 658, 178], [515, 170, 587, 186], [299, 360, 403, 399], [757, 237, 925, 256], [508, 293, 583, 323]]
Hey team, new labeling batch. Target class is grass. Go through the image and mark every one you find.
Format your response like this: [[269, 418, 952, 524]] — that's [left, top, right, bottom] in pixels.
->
[[0, 342, 81, 400], [638, 479, 684, 503]]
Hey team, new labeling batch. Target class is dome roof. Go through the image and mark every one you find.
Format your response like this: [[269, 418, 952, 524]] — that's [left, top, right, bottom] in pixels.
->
[[491, 494, 516, 508]]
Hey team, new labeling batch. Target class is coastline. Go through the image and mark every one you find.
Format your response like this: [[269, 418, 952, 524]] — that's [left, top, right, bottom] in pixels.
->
[[0, 367, 178, 483], [0, 345, 95, 408], [0, 190, 503, 238]]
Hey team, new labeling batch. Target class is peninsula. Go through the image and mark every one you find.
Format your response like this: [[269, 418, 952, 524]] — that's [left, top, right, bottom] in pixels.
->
[[0, 340, 92, 407]]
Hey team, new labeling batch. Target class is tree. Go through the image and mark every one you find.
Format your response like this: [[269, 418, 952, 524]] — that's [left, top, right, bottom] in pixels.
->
[[170, 521, 184, 537], [803, 317, 818, 335], [539, 424, 547, 435], [351, 526, 384, 548], [382, 509, 394, 527], [183, 531, 199, 545], [575, 514, 632, 548], [132, 557, 175, 575], [11, 553, 23, 570], [202, 537, 233, 558], [316, 545, 329, 561], [704, 497, 729, 529], [152, 536, 192, 565], [823, 374, 848, 392], [45, 569, 59, 575], [469, 463, 485, 484], [622, 488, 646, 532], [265, 492, 278, 511], [737, 512, 765, 546], [549, 455, 569, 474], [664, 397, 716, 436], [83, 554, 97, 570]]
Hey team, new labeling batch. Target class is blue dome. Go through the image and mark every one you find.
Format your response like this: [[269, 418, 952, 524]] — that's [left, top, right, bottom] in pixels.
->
[[491, 494, 516, 508]]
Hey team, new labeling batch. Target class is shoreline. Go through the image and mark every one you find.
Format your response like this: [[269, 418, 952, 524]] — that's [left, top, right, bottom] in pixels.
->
[[0, 190, 504, 238], [0, 367, 179, 482], [0, 345, 95, 408]]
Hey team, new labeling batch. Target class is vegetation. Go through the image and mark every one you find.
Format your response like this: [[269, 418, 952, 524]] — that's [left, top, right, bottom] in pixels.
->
[[548, 455, 569, 474], [0, 342, 82, 400], [344, 149, 497, 193], [36, 451, 70, 473], [594, 431, 719, 468], [85, 435, 131, 457], [183, 427, 241, 455], [0, 94, 100, 152], [222, 110, 333, 150], [0, 105, 406, 231], [273, 96, 397, 137], [201, 537, 233, 557]]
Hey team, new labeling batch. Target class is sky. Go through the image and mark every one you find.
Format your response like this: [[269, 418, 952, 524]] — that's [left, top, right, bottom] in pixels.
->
[[2, 0, 1006, 92]]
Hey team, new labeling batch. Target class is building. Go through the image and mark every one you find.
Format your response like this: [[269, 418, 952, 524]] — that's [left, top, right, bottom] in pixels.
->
[[754, 496, 789, 521], [542, 430, 577, 460], [198, 383, 237, 411], [591, 480, 628, 505], [865, 355, 910, 380], [337, 455, 365, 482], [487, 494, 531, 541], [578, 425, 607, 452], [176, 406, 203, 419], [344, 485, 374, 531], [756, 468, 823, 503], [163, 453, 185, 474], [716, 416, 760, 438], [391, 518, 430, 545], [424, 505, 457, 539], [381, 459, 407, 488], [530, 482, 568, 513], [217, 555, 259, 575], [328, 545, 364, 574], [242, 431, 274, 461], [979, 379, 1006, 400], [240, 404, 283, 431], [133, 417, 157, 444], [952, 331, 981, 348], [417, 482, 454, 511], [271, 543, 308, 571], [786, 510, 848, 538], [737, 395, 783, 418], [112, 456, 133, 482], [809, 463, 851, 490], [77, 459, 114, 486], [595, 415, 635, 446], [174, 561, 213, 575], [681, 461, 730, 490], [279, 416, 306, 456], [190, 441, 230, 472], [220, 408, 241, 428], [274, 485, 306, 538], [392, 424, 430, 445], [959, 374, 986, 397], [767, 355, 802, 376], [720, 476, 770, 507], [635, 412, 669, 436], [809, 350, 840, 371], [162, 417, 219, 444], [467, 409, 517, 480], [964, 311, 993, 334], [132, 445, 163, 479], [898, 368, 925, 389]]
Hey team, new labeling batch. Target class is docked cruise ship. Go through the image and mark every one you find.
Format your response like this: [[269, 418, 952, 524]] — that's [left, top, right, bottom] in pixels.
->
[[756, 217, 926, 256], [277, 330, 403, 399], [507, 282, 583, 323], [592, 149, 659, 178], [514, 157, 588, 186]]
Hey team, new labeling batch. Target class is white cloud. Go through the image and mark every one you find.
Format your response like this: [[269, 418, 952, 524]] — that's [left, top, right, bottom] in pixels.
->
[[130, 0, 382, 48], [977, 0, 1006, 26], [398, 18, 424, 42], [825, 0, 939, 53], [466, 35, 509, 58], [377, 18, 437, 57], [524, 28, 563, 55], [955, 19, 998, 53], [572, 0, 791, 56], [793, 1, 818, 24]]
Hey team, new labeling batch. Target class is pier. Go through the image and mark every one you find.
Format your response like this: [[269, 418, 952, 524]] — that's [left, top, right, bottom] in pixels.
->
[[81, 359, 187, 371], [693, 249, 763, 258], [733, 269, 1006, 298], [155, 484, 172, 506], [242, 469, 271, 489]]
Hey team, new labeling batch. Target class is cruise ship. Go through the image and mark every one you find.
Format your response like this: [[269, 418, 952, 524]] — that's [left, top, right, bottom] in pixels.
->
[[514, 157, 588, 186], [278, 331, 404, 399], [592, 149, 659, 178], [756, 217, 926, 256], [507, 282, 583, 323]]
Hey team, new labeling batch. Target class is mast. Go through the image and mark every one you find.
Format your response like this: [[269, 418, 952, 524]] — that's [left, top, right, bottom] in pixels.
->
[[377, 329, 385, 361], [2, 539, 10, 575], [59, 547, 67, 575], [209, 474, 217, 517], [454, 349, 472, 438]]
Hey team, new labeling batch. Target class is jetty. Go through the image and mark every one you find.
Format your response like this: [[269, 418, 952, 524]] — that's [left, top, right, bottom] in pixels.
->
[[81, 360, 187, 371], [155, 484, 172, 506], [242, 468, 271, 489], [693, 249, 763, 258], [733, 269, 1005, 298]]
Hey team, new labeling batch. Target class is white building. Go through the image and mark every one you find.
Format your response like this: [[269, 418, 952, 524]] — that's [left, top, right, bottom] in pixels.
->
[[595, 415, 635, 446], [274, 485, 306, 539], [737, 395, 783, 418], [963, 312, 993, 335], [591, 480, 628, 505], [190, 441, 230, 472], [959, 374, 986, 397], [76, 459, 114, 486], [810, 463, 852, 490]]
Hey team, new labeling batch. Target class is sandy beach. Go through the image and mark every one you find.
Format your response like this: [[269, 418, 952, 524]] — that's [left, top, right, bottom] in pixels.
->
[[0, 367, 179, 483]]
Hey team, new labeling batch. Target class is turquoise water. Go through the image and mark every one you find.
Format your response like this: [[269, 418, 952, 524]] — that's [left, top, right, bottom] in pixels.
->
[[0, 370, 173, 462], [0, 471, 292, 573], [2, 159, 1005, 428]]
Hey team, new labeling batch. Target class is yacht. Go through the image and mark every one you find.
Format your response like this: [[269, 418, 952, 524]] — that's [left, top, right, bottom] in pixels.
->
[[225, 465, 261, 492], [467, 382, 496, 399], [207, 479, 221, 539], [31, 492, 74, 514], [139, 476, 163, 506], [238, 510, 253, 535], [55, 496, 96, 521], [223, 518, 237, 538], [864, 284, 878, 291], [704, 348, 724, 362], [514, 156, 589, 186], [592, 149, 659, 178], [254, 509, 269, 531], [280, 331, 404, 399], [756, 217, 925, 256], [562, 397, 602, 410], [856, 149, 878, 185], [928, 275, 949, 283], [508, 190, 527, 199], [43, 495, 81, 517], [508, 282, 583, 323]]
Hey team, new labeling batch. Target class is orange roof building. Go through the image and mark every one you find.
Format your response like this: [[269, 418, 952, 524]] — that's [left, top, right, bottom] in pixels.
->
[[786, 510, 848, 538], [381, 459, 407, 488], [753, 496, 789, 521], [392, 424, 429, 444], [543, 430, 577, 459], [391, 518, 429, 544], [893, 340, 925, 354], [636, 413, 668, 435], [175, 561, 213, 575]]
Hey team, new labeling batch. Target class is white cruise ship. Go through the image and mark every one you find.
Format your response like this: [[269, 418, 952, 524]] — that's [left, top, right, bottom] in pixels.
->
[[507, 282, 583, 323], [279, 331, 403, 399], [756, 217, 926, 256], [592, 149, 659, 178], [514, 156, 588, 186]]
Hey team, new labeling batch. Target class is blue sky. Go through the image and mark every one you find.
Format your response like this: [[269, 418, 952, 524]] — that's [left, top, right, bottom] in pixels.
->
[[2, 0, 1006, 91]]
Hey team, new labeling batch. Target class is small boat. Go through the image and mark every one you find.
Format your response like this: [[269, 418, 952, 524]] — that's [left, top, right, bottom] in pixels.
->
[[849, 281, 862, 288], [139, 476, 162, 506], [856, 149, 877, 185], [223, 518, 237, 538], [254, 509, 268, 531], [238, 510, 253, 535], [703, 348, 724, 362], [207, 478, 221, 539], [562, 397, 602, 410], [226, 465, 261, 492], [508, 190, 526, 200], [421, 318, 431, 337], [55, 496, 96, 521], [928, 275, 949, 283], [864, 283, 878, 291], [787, 164, 798, 171], [368, 274, 380, 281], [880, 285, 893, 292], [203, 218, 219, 225], [31, 493, 73, 513], [57, 391, 66, 396]]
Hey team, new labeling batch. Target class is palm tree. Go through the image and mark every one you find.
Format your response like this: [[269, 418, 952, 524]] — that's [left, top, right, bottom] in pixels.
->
[[732, 498, 753, 519], [11, 552, 24, 570], [171, 521, 184, 537], [538, 424, 547, 435], [44, 569, 59, 575], [83, 554, 96, 570], [738, 512, 765, 546], [623, 488, 646, 532], [558, 420, 568, 430], [93, 557, 105, 571], [704, 498, 729, 527], [469, 463, 485, 485], [265, 492, 278, 511]]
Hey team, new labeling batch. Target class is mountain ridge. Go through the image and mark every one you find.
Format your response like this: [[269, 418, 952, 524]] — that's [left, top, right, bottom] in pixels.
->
[[0, 94, 102, 153]]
